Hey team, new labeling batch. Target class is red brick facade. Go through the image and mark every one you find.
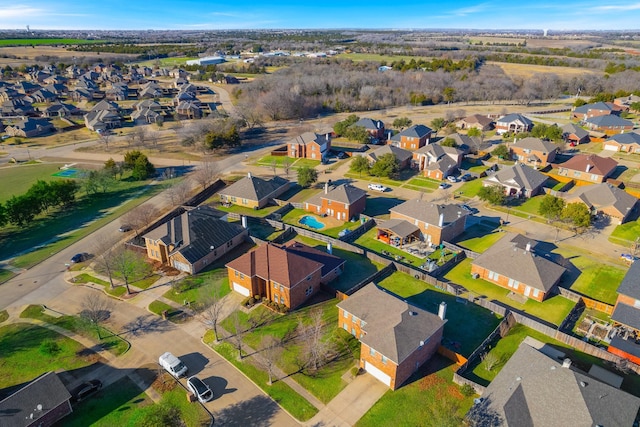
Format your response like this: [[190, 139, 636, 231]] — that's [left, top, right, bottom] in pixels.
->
[[470, 264, 547, 302]]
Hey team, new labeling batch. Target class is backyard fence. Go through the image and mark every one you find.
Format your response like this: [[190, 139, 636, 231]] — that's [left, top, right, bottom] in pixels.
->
[[442, 241, 479, 259], [557, 287, 614, 315], [339, 218, 376, 243]]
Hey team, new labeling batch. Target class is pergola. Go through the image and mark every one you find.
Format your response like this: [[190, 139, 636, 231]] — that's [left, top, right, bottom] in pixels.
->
[[376, 219, 421, 248]]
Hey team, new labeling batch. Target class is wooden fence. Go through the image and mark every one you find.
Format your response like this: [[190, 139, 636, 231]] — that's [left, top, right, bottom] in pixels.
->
[[557, 286, 614, 315], [438, 346, 468, 366]]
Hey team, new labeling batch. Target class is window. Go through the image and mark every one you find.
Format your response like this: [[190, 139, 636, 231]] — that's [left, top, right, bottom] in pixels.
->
[[533, 289, 540, 298], [280, 296, 285, 304], [235, 270, 239, 277], [242, 198, 247, 205], [305, 285, 313, 296], [240, 273, 245, 279], [360, 319, 366, 327], [274, 282, 278, 289], [231, 196, 237, 202], [343, 310, 349, 318], [226, 240, 232, 248], [591, 174, 598, 181], [327, 200, 332, 205], [343, 324, 348, 331], [306, 275, 312, 281], [369, 348, 375, 356], [274, 293, 279, 301], [351, 328, 356, 336], [280, 285, 284, 292], [573, 170, 581, 177], [381, 356, 387, 364]]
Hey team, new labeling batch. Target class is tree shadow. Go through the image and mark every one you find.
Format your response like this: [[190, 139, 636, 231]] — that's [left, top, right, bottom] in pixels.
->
[[203, 375, 236, 400], [179, 352, 209, 375], [213, 394, 281, 427], [120, 314, 175, 337]]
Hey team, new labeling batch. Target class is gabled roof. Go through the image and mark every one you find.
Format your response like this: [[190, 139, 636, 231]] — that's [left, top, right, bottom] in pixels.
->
[[220, 175, 289, 202], [290, 131, 329, 146], [282, 241, 346, 277], [377, 218, 420, 238], [226, 242, 327, 287], [559, 154, 617, 177], [390, 199, 469, 227], [574, 101, 616, 114], [143, 206, 243, 264], [447, 133, 485, 153], [561, 123, 589, 139], [608, 132, 640, 146], [367, 145, 412, 163], [611, 302, 640, 330], [472, 233, 565, 292], [567, 183, 638, 218], [512, 137, 556, 153], [496, 113, 533, 126], [390, 124, 432, 141], [585, 115, 633, 128], [9, 118, 52, 132], [616, 260, 640, 300], [91, 99, 119, 112], [474, 342, 640, 427], [0, 371, 71, 427], [458, 114, 493, 126], [337, 284, 445, 364], [415, 142, 461, 160], [307, 184, 367, 205], [485, 163, 547, 191], [354, 117, 384, 131]]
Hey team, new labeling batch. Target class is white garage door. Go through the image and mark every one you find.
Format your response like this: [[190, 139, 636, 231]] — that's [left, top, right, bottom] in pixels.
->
[[232, 282, 250, 297], [364, 361, 391, 386], [604, 144, 619, 151]]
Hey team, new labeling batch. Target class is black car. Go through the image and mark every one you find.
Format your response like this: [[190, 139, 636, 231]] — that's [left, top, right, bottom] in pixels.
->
[[70, 380, 102, 402], [118, 224, 132, 232], [71, 253, 90, 263]]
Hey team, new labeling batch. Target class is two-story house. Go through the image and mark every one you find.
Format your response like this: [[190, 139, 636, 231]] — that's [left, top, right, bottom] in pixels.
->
[[510, 137, 558, 168], [609, 262, 640, 365], [572, 101, 621, 120], [388, 124, 432, 150], [288, 132, 331, 160], [412, 143, 463, 180], [483, 163, 548, 198], [304, 183, 367, 221], [495, 113, 533, 134], [556, 154, 617, 184], [354, 117, 386, 141]]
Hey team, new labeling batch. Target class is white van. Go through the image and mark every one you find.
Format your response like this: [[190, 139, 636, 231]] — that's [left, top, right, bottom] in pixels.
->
[[159, 352, 188, 378]]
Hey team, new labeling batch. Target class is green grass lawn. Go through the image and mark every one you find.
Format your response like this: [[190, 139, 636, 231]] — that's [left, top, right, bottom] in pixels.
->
[[356, 355, 475, 427], [208, 340, 319, 421], [216, 203, 280, 218], [0, 323, 94, 389], [610, 218, 640, 245], [19, 305, 129, 356], [72, 273, 127, 297], [405, 176, 440, 190], [0, 268, 16, 283], [445, 259, 575, 326], [129, 274, 161, 290], [0, 163, 63, 203], [454, 227, 504, 253], [255, 155, 291, 167], [378, 272, 501, 356], [511, 195, 544, 215], [458, 179, 484, 198], [0, 310, 8, 323], [163, 268, 230, 305], [354, 229, 424, 266], [292, 158, 322, 169]]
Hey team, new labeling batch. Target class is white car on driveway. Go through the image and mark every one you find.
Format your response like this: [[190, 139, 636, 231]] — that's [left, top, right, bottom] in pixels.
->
[[368, 183, 388, 192], [187, 376, 214, 403]]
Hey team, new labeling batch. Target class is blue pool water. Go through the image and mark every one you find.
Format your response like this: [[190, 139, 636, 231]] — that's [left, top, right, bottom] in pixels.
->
[[299, 215, 325, 230], [53, 168, 79, 178]]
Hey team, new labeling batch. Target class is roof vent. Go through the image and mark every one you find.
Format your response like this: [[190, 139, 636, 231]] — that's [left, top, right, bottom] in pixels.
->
[[580, 381, 587, 387], [409, 311, 417, 316], [516, 376, 522, 381], [419, 340, 425, 346], [562, 358, 572, 368]]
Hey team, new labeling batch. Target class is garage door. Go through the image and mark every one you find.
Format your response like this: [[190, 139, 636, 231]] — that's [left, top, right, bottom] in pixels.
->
[[232, 282, 250, 297], [604, 144, 619, 151], [364, 361, 391, 387]]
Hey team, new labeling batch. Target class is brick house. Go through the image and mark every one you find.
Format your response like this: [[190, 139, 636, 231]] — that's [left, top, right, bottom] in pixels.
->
[[388, 124, 432, 150], [5, 118, 54, 137], [0, 372, 72, 427], [572, 101, 621, 120], [288, 132, 331, 160], [218, 174, 290, 209], [226, 241, 345, 310], [483, 163, 548, 198], [509, 137, 558, 168], [143, 206, 247, 274], [471, 233, 565, 302], [456, 114, 494, 131], [387, 199, 470, 246], [609, 262, 640, 365], [565, 183, 638, 225], [562, 123, 590, 145], [495, 113, 533, 134], [603, 132, 640, 153], [304, 183, 367, 221], [584, 115, 634, 135], [556, 154, 617, 184], [337, 283, 446, 389], [614, 94, 640, 112], [365, 145, 413, 169], [412, 143, 463, 180], [354, 117, 385, 141]]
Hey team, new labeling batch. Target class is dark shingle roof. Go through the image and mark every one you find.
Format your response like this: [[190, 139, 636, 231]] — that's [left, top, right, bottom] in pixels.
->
[[390, 199, 469, 227], [354, 117, 384, 131], [220, 175, 289, 202], [608, 132, 640, 146], [282, 241, 345, 278], [611, 302, 640, 330], [562, 123, 589, 139], [497, 113, 533, 126], [574, 101, 616, 114], [475, 342, 640, 427], [485, 163, 548, 192], [617, 261, 640, 300], [568, 183, 638, 219], [337, 284, 445, 364], [368, 145, 412, 163], [512, 137, 556, 153], [586, 115, 633, 128], [307, 184, 367, 206], [377, 218, 420, 238], [390, 124, 432, 141]]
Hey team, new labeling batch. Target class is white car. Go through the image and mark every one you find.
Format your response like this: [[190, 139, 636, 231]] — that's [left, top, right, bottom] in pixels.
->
[[187, 376, 213, 403], [446, 176, 458, 183], [368, 183, 388, 192]]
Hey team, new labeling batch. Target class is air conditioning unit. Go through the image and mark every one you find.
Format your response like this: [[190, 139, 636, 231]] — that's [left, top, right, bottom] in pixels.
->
[[471, 273, 480, 279]]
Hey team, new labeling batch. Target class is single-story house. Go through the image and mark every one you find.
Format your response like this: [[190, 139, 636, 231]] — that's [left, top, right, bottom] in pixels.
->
[[219, 173, 290, 209], [131, 108, 163, 125], [144, 205, 247, 274], [483, 163, 548, 198], [90, 99, 120, 113], [470, 341, 640, 426], [609, 262, 640, 364], [614, 94, 640, 112], [456, 114, 494, 131], [572, 101, 621, 120], [584, 115, 634, 135], [509, 137, 558, 168], [388, 199, 470, 246], [84, 110, 122, 133], [495, 113, 533, 134], [304, 183, 367, 221], [337, 283, 446, 389], [365, 145, 413, 169], [354, 117, 385, 140], [412, 143, 463, 180], [5, 118, 54, 138], [0, 371, 72, 427], [565, 183, 638, 224], [226, 241, 345, 309], [288, 132, 331, 160], [556, 154, 617, 184], [43, 102, 79, 118], [603, 132, 640, 153], [471, 233, 565, 302], [562, 123, 590, 145], [446, 133, 489, 155], [388, 124, 432, 150]]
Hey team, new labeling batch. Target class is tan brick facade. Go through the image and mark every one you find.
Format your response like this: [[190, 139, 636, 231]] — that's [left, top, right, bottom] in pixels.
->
[[305, 195, 366, 221], [470, 264, 547, 302], [389, 211, 465, 246]]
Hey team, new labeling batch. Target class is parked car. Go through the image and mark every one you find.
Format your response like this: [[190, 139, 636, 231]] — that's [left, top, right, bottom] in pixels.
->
[[368, 183, 388, 192], [446, 176, 458, 183], [338, 228, 351, 238], [460, 204, 478, 214], [118, 224, 132, 232], [187, 376, 214, 403], [461, 173, 473, 181], [337, 151, 347, 159], [70, 379, 102, 402], [70, 253, 90, 263], [159, 352, 188, 378], [438, 183, 451, 190]]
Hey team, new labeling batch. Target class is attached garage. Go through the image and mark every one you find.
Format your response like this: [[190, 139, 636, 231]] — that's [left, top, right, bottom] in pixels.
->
[[364, 361, 392, 387], [604, 144, 620, 151], [232, 282, 250, 297]]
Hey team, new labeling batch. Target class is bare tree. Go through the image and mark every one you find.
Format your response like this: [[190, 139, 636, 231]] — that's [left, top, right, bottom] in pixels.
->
[[111, 246, 151, 295], [198, 288, 225, 342], [99, 132, 112, 150], [282, 158, 292, 178], [122, 204, 160, 236], [259, 335, 282, 385], [80, 293, 113, 339], [93, 237, 119, 289], [270, 159, 278, 177], [297, 307, 332, 374], [147, 130, 160, 149], [192, 160, 219, 190], [230, 311, 244, 359], [133, 127, 147, 147], [481, 352, 500, 372], [164, 180, 192, 206]]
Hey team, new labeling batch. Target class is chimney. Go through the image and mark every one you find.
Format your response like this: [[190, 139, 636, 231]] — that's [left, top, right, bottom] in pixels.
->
[[241, 215, 248, 229], [525, 242, 531, 252], [438, 302, 447, 320], [326, 132, 330, 141], [438, 213, 444, 227], [388, 130, 392, 140], [562, 358, 572, 369], [586, 164, 591, 173], [248, 172, 252, 178], [377, 121, 381, 129], [324, 182, 329, 194], [327, 242, 332, 254]]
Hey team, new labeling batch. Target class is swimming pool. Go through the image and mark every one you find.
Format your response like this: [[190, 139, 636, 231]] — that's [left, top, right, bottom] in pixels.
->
[[299, 215, 325, 230], [53, 168, 79, 178]]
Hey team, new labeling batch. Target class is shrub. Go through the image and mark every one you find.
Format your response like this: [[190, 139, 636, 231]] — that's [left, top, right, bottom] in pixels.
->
[[242, 296, 254, 308], [40, 339, 61, 356], [350, 366, 360, 378], [460, 383, 476, 397]]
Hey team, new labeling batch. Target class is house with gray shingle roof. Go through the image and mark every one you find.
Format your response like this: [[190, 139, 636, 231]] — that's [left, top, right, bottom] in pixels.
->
[[470, 341, 640, 427], [219, 173, 290, 209], [565, 183, 638, 224], [604, 131, 640, 153], [304, 183, 367, 221], [144, 205, 247, 274], [413, 143, 463, 180], [471, 232, 565, 301], [84, 109, 121, 132], [288, 131, 331, 160], [483, 163, 548, 198], [43, 101, 78, 118], [5, 117, 54, 137], [456, 113, 494, 131], [562, 123, 590, 145], [572, 101, 620, 120], [609, 261, 640, 365], [337, 283, 446, 389], [509, 137, 558, 168], [365, 145, 412, 169], [584, 115, 634, 135], [389, 124, 432, 150], [354, 117, 385, 140], [131, 108, 163, 125], [388, 199, 470, 245], [495, 113, 533, 134]]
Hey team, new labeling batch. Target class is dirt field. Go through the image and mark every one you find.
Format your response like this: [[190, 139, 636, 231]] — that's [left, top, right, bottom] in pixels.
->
[[488, 61, 601, 79], [0, 45, 137, 67]]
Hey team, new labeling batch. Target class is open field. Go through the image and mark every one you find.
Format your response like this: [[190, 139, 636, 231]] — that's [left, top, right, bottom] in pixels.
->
[[337, 53, 431, 63], [0, 163, 65, 203], [488, 61, 602, 79], [0, 39, 104, 46]]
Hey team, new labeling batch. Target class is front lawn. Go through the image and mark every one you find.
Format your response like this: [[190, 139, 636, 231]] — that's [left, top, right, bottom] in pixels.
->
[[356, 355, 475, 427], [0, 323, 95, 389], [445, 259, 575, 326], [216, 203, 280, 218], [163, 268, 230, 306], [454, 226, 504, 253], [255, 155, 291, 167], [610, 218, 640, 245], [0, 268, 16, 283], [457, 179, 484, 198], [405, 176, 440, 190], [510, 195, 544, 215], [378, 272, 501, 356], [72, 273, 128, 297]]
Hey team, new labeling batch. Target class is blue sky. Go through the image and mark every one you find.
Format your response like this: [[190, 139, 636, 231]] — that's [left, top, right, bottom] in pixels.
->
[[1, 1, 640, 31]]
